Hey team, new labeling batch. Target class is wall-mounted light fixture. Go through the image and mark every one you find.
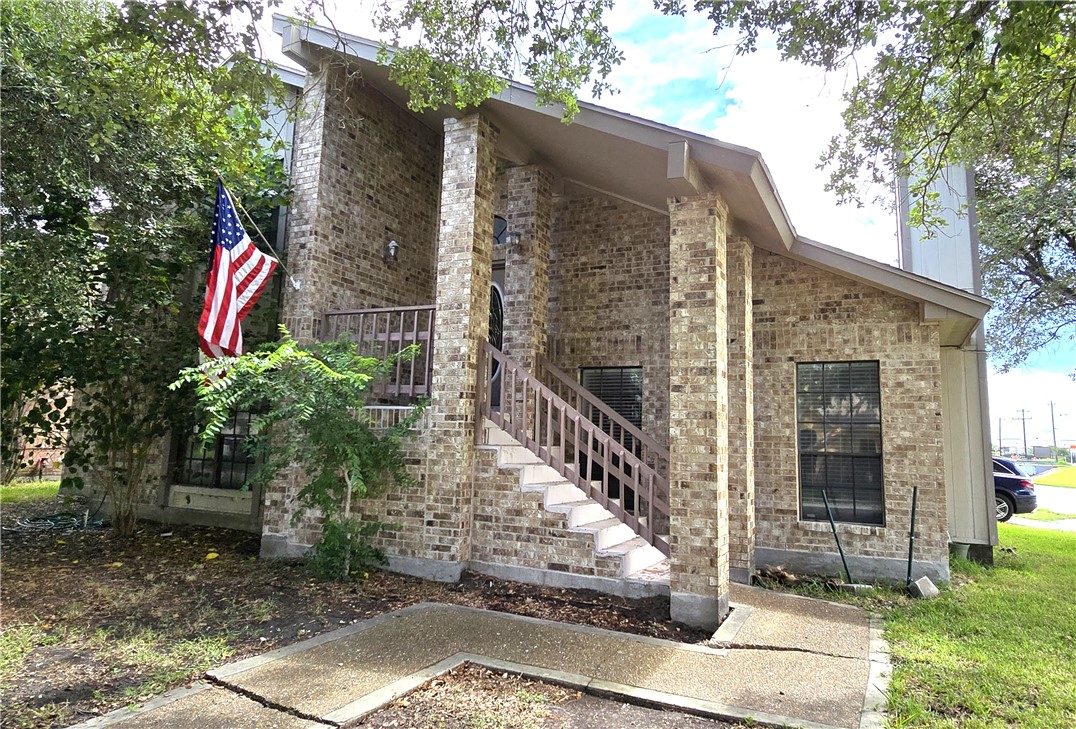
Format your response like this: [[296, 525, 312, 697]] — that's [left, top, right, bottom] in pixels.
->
[[384, 239, 399, 263], [504, 231, 521, 246]]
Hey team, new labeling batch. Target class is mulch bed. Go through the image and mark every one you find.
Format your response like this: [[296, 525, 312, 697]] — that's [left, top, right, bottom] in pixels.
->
[[1, 495, 710, 728], [359, 662, 739, 729]]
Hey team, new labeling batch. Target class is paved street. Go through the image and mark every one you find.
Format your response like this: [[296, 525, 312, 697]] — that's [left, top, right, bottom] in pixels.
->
[[1034, 483, 1076, 515]]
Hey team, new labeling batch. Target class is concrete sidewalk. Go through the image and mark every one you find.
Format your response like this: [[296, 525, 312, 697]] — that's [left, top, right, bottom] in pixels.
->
[[70, 583, 889, 729]]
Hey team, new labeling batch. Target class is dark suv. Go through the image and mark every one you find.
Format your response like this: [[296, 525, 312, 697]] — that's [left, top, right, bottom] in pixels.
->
[[992, 457, 1038, 522]]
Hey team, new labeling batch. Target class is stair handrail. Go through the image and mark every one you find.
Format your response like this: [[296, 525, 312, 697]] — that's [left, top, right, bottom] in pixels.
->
[[536, 357, 669, 476], [478, 341, 669, 556]]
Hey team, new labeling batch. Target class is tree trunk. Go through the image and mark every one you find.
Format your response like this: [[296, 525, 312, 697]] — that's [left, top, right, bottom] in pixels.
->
[[342, 471, 353, 580]]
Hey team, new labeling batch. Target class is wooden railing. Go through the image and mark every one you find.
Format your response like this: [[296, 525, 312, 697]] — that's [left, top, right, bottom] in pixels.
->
[[478, 342, 669, 556], [537, 357, 670, 479], [321, 305, 435, 398]]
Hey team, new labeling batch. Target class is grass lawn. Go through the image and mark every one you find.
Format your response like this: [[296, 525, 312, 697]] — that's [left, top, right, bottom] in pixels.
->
[[0, 481, 60, 504], [1033, 465, 1076, 488], [1022, 508, 1076, 522], [885, 523, 1076, 727]]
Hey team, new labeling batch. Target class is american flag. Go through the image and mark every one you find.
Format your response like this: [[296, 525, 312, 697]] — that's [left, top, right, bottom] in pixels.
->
[[198, 182, 278, 358]]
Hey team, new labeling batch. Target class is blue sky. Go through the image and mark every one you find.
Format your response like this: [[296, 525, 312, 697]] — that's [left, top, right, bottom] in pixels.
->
[[263, 2, 1076, 450]]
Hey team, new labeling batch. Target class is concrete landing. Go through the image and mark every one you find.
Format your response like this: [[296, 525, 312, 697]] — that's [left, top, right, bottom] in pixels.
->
[[68, 583, 887, 729]]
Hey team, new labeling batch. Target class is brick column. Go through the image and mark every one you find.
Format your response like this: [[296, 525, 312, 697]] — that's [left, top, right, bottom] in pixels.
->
[[279, 67, 330, 343], [426, 114, 497, 572], [727, 236, 755, 583], [668, 193, 730, 629], [501, 165, 552, 370]]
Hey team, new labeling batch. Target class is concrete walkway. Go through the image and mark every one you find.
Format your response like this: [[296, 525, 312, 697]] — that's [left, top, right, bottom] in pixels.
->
[[70, 583, 888, 729]]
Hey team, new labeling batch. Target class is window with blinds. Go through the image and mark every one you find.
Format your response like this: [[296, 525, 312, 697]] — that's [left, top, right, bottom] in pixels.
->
[[796, 361, 884, 526], [579, 366, 643, 444]]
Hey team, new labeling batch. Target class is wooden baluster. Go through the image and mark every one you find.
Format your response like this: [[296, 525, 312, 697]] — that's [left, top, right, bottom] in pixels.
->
[[409, 310, 419, 395], [602, 433, 611, 511], [394, 310, 405, 394], [476, 344, 487, 423], [542, 384, 550, 460], [425, 310, 434, 393], [521, 378, 528, 442], [647, 473, 655, 540], [557, 405, 565, 469]]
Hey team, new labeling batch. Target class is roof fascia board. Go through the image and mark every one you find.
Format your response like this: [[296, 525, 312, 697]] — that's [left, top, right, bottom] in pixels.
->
[[790, 236, 991, 320], [667, 141, 710, 196]]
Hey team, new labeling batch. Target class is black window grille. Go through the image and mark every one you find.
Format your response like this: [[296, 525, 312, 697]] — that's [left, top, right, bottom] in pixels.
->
[[175, 410, 256, 490], [797, 361, 884, 525]]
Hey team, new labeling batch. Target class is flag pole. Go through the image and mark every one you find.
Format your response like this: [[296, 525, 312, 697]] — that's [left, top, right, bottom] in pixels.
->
[[213, 170, 301, 290]]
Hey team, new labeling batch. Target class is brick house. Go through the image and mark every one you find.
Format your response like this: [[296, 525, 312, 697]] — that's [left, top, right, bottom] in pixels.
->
[[236, 18, 996, 629]]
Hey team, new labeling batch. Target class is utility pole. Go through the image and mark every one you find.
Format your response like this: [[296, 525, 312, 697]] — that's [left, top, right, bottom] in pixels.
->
[[998, 417, 1003, 453], [1051, 402, 1069, 461], [1051, 401, 1058, 457], [1013, 409, 1032, 457]]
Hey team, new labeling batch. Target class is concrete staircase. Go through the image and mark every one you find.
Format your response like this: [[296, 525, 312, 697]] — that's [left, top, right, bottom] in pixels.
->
[[478, 418, 668, 579]]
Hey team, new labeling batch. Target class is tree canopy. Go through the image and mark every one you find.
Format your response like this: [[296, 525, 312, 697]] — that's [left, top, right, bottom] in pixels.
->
[[364, 0, 1076, 367], [0, 0, 284, 528]]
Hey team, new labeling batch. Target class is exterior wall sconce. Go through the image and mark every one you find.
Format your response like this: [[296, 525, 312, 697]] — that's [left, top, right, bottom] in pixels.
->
[[385, 239, 399, 263], [504, 231, 521, 246]]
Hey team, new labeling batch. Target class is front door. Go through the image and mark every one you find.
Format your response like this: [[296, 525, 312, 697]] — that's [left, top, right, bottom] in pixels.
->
[[490, 262, 505, 408]]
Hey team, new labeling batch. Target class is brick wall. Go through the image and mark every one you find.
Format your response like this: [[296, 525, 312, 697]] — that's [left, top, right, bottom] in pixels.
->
[[423, 114, 498, 564], [262, 63, 443, 550], [727, 237, 755, 579], [752, 250, 948, 569], [280, 64, 441, 342], [469, 449, 624, 579], [500, 165, 552, 369], [667, 193, 730, 626], [546, 191, 671, 445]]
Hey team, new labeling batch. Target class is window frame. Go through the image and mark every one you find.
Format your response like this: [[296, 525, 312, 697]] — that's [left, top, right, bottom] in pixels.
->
[[172, 409, 258, 491], [795, 360, 885, 527]]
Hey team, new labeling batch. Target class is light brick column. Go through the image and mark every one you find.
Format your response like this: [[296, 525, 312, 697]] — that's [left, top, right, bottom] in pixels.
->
[[726, 236, 755, 583], [502, 165, 552, 370], [668, 193, 730, 629], [426, 114, 498, 571]]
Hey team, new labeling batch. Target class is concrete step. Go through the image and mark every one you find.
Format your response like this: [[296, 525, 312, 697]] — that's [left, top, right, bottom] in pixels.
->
[[497, 445, 544, 467], [482, 425, 520, 446], [599, 537, 667, 576], [545, 498, 614, 528], [482, 418, 667, 580], [573, 517, 636, 551], [520, 463, 562, 484]]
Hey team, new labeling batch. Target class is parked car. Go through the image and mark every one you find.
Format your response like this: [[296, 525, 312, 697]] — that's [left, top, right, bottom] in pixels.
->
[[992, 457, 1038, 522]]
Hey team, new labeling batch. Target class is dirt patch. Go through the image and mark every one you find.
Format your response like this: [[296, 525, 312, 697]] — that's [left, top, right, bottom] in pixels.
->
[[1, 496, 707, 728], [359, 663, 741, 729]]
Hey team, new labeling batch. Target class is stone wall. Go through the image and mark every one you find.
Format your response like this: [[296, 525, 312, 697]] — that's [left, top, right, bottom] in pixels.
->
[[546, 191, 671, 445], [751, 250, 949, 581]]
